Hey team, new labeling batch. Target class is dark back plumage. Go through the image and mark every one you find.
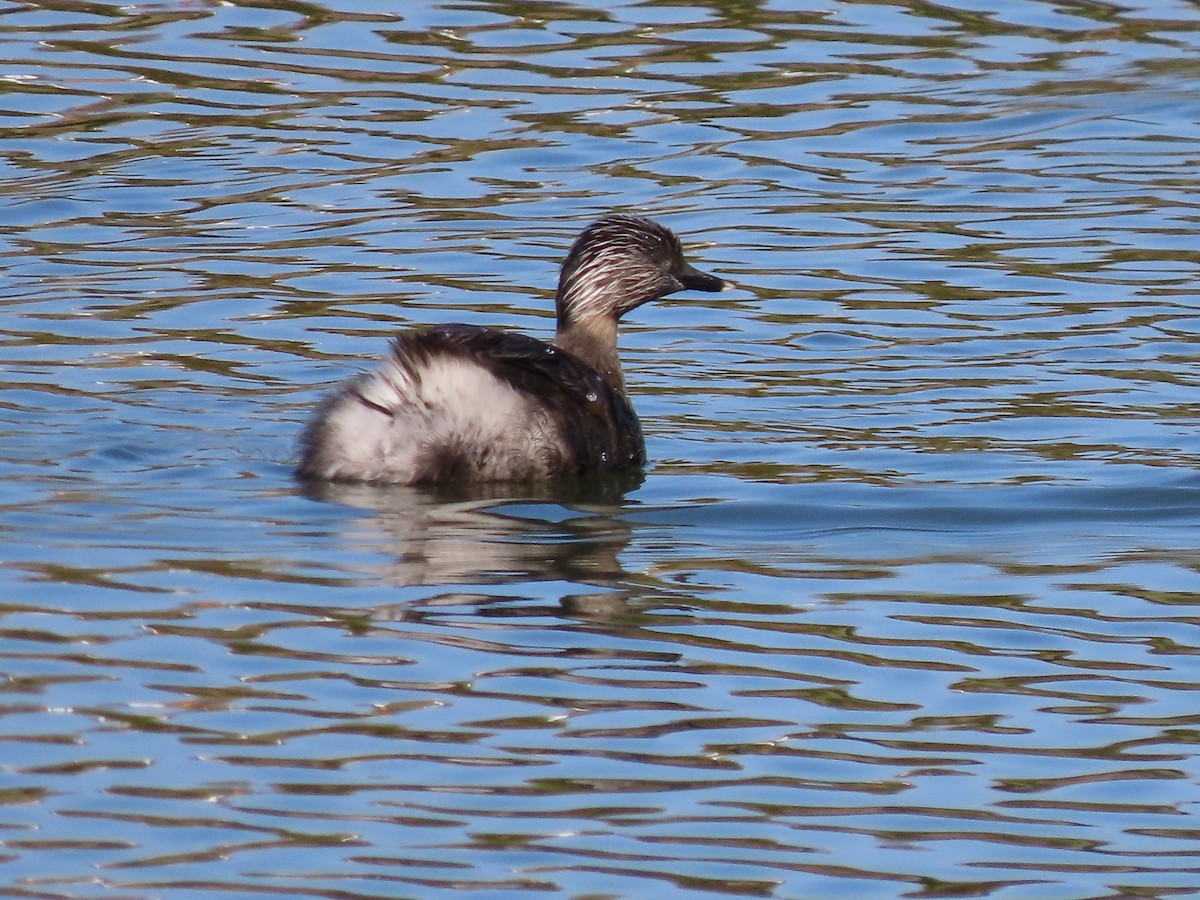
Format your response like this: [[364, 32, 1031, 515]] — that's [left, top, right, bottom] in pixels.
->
[[394, 324, 644, 478]]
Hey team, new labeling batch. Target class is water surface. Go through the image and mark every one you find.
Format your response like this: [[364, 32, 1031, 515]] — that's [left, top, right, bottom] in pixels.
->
[[3, 0, 1200, 897]]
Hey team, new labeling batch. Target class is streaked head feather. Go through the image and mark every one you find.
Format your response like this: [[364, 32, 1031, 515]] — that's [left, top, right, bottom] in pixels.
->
[[555, 214, 721, 326]]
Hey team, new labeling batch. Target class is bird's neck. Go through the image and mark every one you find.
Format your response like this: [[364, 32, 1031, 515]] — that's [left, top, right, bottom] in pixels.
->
[[555, 316, 625, 394]]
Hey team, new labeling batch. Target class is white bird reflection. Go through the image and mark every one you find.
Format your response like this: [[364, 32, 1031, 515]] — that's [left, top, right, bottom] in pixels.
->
[[299, 474, 645, 597]]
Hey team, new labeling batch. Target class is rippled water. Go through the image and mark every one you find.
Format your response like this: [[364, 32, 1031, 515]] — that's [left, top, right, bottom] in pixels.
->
[[3, 0, 1200, 897]]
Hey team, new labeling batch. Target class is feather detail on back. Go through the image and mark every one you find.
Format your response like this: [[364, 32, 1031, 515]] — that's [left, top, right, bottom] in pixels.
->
[[297, 324, 644, 485]]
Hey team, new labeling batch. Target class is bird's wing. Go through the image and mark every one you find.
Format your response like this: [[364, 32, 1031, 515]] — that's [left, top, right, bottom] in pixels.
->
[[390, 324, 645, 472]]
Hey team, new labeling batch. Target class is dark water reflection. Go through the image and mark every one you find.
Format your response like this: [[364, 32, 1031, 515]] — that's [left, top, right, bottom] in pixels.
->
[[4, 0, 1200, 897]]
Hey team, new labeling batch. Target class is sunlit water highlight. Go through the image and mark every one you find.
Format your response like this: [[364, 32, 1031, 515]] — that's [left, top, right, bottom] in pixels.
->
[[3, 1, 1200, 897]]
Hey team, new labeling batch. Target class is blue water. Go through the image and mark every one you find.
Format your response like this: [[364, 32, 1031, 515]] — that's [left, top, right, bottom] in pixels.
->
[[3, 1, 1200, 897]]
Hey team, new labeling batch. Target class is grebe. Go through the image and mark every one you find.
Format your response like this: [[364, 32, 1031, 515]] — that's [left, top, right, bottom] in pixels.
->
[[296, 214, 725, 485]]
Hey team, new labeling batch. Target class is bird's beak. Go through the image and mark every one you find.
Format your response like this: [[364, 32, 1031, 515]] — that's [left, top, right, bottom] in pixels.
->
[[676, 261, 726, 293]]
